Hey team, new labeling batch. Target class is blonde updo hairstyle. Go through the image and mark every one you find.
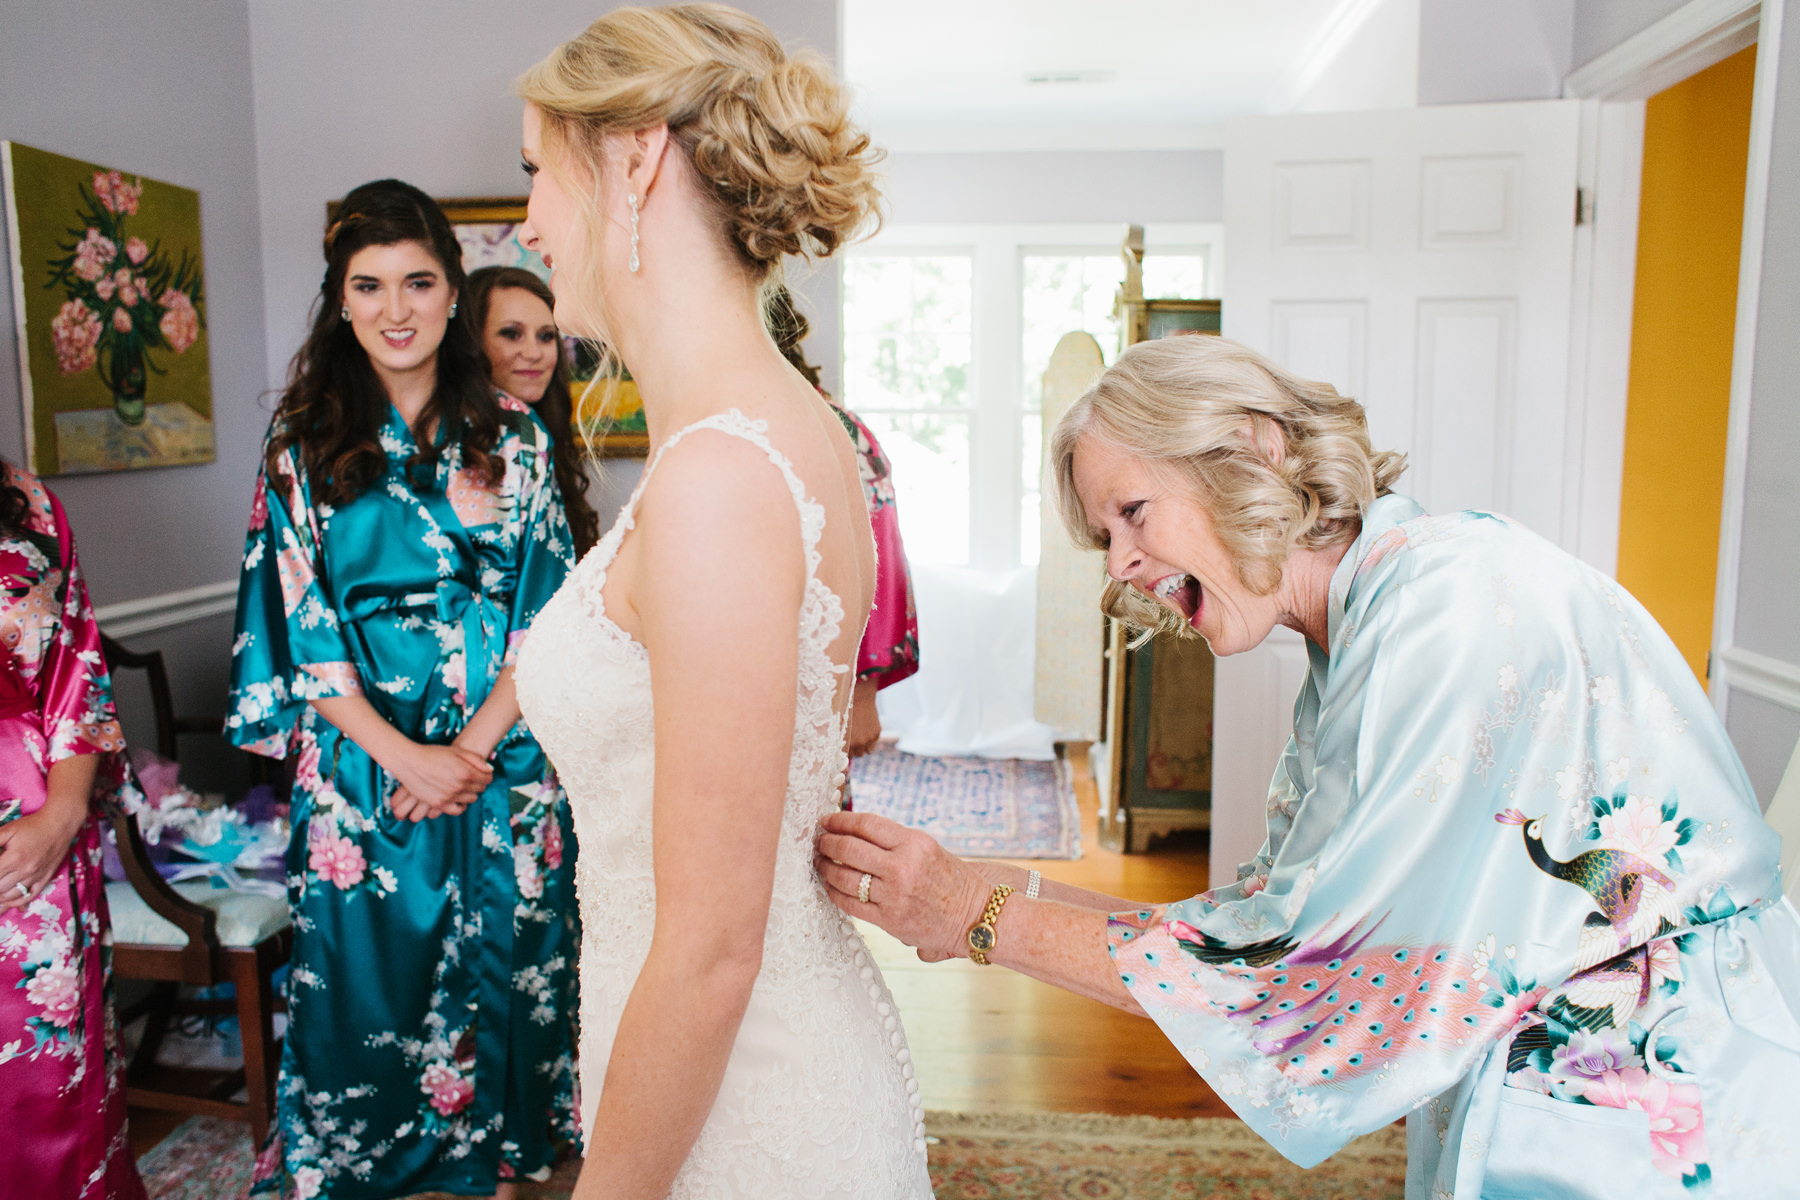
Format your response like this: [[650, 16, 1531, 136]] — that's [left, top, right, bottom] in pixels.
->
[[1050, 336, 1407, 638], [517, 4, 880, 342]]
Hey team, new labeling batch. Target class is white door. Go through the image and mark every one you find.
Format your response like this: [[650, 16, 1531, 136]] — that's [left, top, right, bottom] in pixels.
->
[[1211, 100, 1582, 889]]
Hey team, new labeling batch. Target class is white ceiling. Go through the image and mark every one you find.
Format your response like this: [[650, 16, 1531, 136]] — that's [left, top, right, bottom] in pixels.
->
[[842, 0, 1383, 149]]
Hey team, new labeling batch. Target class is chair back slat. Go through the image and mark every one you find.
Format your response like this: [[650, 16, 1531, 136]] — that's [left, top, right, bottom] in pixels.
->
[[92, 633, 289, 1144], [96, 632, 220, 973], [98, 632, 178, 760]]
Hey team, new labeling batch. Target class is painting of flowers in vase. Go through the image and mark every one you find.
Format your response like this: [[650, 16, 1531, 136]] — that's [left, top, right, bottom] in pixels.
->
[[3, 141, 214, 474]]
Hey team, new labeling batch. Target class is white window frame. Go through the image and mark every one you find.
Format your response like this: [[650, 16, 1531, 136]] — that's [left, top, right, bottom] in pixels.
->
[[841, 223, 1223, 570]]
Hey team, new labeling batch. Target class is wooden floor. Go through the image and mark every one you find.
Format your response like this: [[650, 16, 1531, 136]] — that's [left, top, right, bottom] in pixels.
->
[[132, 743, 1232, 1161], [864, 742, 1235, 1119]]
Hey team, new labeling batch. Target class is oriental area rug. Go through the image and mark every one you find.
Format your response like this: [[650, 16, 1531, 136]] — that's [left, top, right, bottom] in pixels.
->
[[138, 1111, 1407, 1199], [849, 742, 1083, 860]]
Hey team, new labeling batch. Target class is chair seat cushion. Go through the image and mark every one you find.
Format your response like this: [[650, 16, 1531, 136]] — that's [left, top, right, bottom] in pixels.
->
[[106, 880, 291, 948]]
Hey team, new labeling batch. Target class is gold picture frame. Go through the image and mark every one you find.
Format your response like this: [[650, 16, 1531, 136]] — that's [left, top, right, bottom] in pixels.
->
[[325, 195, 648, 457], [4, 141, 217, 474]]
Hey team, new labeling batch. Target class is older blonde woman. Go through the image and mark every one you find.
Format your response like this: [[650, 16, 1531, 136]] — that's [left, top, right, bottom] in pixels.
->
[[818, 334, 1800, 1198]]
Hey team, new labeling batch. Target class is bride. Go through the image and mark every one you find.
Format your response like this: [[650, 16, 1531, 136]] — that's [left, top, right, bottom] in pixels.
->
[[510, 6, 932, 1198]]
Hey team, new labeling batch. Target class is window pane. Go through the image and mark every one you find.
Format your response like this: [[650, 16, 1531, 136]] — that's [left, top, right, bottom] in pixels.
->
[[1021, 254, 1120, 566], [843, 256, 973, 411], [1020, 254, 1120, 411], [858, 411, 971, 567], [1020, 413, 1043, 567], [1143, 253, 1209, 299]]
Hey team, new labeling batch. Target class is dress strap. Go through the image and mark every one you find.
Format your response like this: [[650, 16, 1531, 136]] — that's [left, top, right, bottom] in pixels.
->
[[626, 409, 826, 578]]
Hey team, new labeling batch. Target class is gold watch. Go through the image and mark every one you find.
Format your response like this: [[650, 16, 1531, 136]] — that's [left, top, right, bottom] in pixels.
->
[[966, 884, 1014, 966]]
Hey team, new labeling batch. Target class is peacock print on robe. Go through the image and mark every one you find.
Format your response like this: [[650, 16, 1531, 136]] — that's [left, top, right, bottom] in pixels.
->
[[1110, 495, 1800, 1199]]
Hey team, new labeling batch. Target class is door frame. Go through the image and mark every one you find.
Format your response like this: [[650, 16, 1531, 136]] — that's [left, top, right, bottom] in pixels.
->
[[1709, 0, 1788, 724], [1562, 0, 1783, 723], [1559, 0, 1763, 578]]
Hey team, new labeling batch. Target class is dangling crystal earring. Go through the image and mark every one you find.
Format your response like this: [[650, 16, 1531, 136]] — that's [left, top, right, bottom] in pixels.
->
[[449, 300, 458, 318], [628, 192, 641, 273], [340, 305, 351, 322]]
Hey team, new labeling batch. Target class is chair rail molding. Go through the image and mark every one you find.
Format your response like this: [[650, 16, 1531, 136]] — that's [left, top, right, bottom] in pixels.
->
[[1564, 0, 1761, 100], [95, 580, 238, 640], [1717, 645, 1800, 714]]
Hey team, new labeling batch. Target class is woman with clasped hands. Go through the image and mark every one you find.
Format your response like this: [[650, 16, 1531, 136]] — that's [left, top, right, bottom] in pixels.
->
[[819, 333, 1800, 1198], [226, 179, 579, 1199]]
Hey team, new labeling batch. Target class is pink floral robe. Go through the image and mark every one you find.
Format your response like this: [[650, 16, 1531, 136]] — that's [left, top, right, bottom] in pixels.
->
[[829, 404, 919, 690], [0, 464, 146, 1200]]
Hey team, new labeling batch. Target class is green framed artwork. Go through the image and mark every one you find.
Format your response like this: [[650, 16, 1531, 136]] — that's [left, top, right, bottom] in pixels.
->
[[2, 142, 214, 474], [439, 196, 648, 457], [573, 372, 648, 458]]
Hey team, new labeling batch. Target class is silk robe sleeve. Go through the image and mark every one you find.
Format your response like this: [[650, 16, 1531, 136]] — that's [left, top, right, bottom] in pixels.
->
[[2, 473, 141, 819], [33, 486, 128, 772], [225, 442, 362, 757], [1107, 510, 1775, 1169], [503, 412, 575, 666]]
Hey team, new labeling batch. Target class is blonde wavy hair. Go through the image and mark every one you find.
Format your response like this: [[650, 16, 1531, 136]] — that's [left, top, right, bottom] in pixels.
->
[[517, 4, 880, 390], [1050, 336, 1407, 637]]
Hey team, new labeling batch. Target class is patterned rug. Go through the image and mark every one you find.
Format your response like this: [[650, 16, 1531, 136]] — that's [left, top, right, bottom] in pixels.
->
[[140, 1111, 1406, 1199], [850, 743, 1082, 859], [926, 1111, 1407, 1199], [136, 1117, 580, 1200]]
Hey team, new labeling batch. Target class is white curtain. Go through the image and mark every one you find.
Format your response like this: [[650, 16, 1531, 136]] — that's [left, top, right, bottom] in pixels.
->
[[876, 563, 1056, 760]]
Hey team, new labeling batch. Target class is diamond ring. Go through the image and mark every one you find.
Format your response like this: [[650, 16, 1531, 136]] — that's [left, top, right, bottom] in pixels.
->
[[856, 873, 872, 905], [13, 883, 28, 899]]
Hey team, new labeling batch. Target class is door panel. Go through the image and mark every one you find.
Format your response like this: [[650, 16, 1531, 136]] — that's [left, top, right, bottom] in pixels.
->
[[1211, 101, 1581, 889]]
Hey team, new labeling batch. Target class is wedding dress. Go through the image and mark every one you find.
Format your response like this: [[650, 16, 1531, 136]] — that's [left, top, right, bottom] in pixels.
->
[[514, 411, 933, 1198]]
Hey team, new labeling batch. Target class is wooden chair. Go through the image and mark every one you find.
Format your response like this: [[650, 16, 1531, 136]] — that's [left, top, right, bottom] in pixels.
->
[[99, 633, 292, 1146]]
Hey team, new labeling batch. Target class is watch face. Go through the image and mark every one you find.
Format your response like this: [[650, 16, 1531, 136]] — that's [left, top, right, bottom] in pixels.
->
[[968, 925, 996, 952]]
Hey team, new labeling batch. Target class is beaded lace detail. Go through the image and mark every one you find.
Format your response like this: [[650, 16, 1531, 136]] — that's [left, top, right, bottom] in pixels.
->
[[514, 410, 931, 1198]]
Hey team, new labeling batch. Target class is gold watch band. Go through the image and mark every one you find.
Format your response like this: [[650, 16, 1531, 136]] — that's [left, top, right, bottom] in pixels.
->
[[967, 884, 1014, 965]]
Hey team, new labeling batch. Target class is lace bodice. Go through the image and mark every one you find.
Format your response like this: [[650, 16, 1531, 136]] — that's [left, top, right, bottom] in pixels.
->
[[514, 411, 932, 1198]]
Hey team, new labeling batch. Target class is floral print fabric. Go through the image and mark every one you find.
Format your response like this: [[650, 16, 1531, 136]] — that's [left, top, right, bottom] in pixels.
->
[[0, 464, 146, 1200], [1110, 494, 1800, 1198], [829, 404, 918, 688], [227, 404, 579, 1198]]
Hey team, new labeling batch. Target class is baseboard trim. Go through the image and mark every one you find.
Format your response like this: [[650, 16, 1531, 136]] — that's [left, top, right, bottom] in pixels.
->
[[1718, 644, 1800, 714], [95, 580, 238, 640]]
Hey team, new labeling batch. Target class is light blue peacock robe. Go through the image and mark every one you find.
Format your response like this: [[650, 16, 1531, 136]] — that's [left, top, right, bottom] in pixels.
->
[[226, 400, 579, 1198], [1110, 493, 1800, 1198]]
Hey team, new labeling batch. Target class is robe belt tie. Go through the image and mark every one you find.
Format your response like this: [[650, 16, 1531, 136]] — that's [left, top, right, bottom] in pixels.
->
[[383, 579, 508, 717]]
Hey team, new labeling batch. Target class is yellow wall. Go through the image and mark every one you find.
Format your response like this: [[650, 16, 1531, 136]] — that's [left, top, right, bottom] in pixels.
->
[[1617, 46, 1757, 683]]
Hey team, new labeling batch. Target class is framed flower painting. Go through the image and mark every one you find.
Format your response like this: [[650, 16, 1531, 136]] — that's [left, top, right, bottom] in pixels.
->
[[2, 141, 215, 474]]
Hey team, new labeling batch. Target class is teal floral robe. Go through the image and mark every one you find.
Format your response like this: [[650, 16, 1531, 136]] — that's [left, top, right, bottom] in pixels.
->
[[227, 399, 578, 1198], [1110, 494, 1800, 1198]]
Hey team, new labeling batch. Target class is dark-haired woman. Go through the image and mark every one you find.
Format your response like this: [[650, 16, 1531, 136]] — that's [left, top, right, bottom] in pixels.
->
[[226, 179, 578, 1200], [466, 266, 601, 557], [0, 460, 146, 1200]]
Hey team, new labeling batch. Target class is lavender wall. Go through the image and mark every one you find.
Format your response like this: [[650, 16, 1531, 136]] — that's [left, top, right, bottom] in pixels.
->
[[1419, 0, 1573, 104], [1572, 0, 1696, 69], [0, 0, 270, 785], [877, 149, 1222, 226], [246, 0, 842, 395], [0, 0, 270, 605]]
